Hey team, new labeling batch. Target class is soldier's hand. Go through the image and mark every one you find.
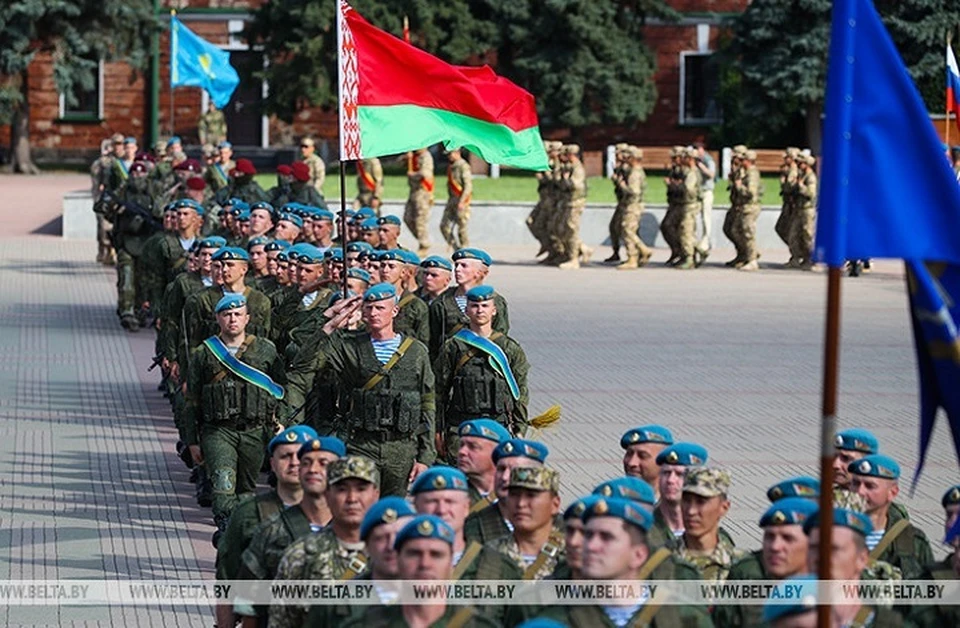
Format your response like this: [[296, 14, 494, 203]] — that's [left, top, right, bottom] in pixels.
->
[[408, 461, 428, 483], [189, 445, 203, 466], [322, 295, 363, 334], [169, 361, 180, 381]]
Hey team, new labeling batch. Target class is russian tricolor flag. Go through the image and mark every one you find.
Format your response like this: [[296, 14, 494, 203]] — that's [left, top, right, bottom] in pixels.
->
[[948, 43, 960, 131]]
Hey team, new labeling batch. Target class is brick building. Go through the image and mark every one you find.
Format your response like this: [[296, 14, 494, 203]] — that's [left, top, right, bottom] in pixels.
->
[[0, 0, 749, 164]]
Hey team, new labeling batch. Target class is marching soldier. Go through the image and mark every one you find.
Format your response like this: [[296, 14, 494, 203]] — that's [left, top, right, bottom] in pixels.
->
[[90, 136, 119, 265], [376, 249, 430, 344], [694, 140, 716, 264], [557, 144, 590, 269], [529, 141, 561, 261], [606, 143, 629, 263], [777, 147, 800, 264], [140, 199, 204, 318], [434, 285, 529, 458], [675, 467, 746, 581], [615, 147, 653, 269], [287, 162, 328, 208], [299, 138, 326, 196], [416, 255, 453, 304], [205, 141, 236, 193], [355, 157, 384, 212], [730, 150, 762, 271], [909, 485, 960, 627], [790, 153, 818, 270], [660, 146, 686, 266], [198, 102, 228, 147], [405, 147, 435, 257], [440, 147, 473, 251], [674, 147, 703, 270], [723, 145, 748, 267], [455, 419, 511, 510], [218, 158, 270, 205], [184, 294, 286, 535], [651, 442, 708, 547], [620, 424, 674, 501]]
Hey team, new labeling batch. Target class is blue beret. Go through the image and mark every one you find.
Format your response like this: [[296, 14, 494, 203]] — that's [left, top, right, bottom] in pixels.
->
[[459, 419, 510, 444], [346, 241, 373, 254], [620, 424, 674, 449], [198, 236, 227, 250], [395, 515, 456, 549], [835, 428, 878, 454], [327, 290, 359, 307], [583, 497, 653, 531], [295, 244, 325, 265], [355, 207, 377, 220], [762, 574, 818, 623], [226, 198, 249, 212], [281, 202, 304, 216], [848, 454, 900, 480], [265, 240, 289, 253], [466, 285, 496, 302], [492, 439, 549, 464], [250, 201, 274, 214], [593, 477, 657, 506], [516, 620, 569, 628], [278, 212, 303, 228], [124, 136, 137, 145], [943, 484, 960, 508], [453, 248, 492, 266], [767, 476, 820, 502], [215, 294, 246, 313], [378, 214, 402, 226], [247, 235, 271, 249], [324, 247, 344, 262], [421, 255, 453, 271], [563, 495, 601, 521], [276, 250, 290, 262], [236, 210, 251, 222], [360, 217, 380, 231], [286, 242, 312, 261], [166, 136, 181, 146], [364, 282, 397, 302], [212, 247, 249, 262], [314, 209, 335, 222], [400, 249, 421, 266], [163, 202, 179, 213], [655, 442, 708, 466], [218, 141, 232, 149], [410, 466, 469, 494], [760, 497, 818, 527], [803, 507, 873, 537], [174, 198, 205, 216], [360, 497, 416, 541], [367, 250, 384, 261], [268, 425, 318, 454], [378, 249, 405, 262], [346, 267, 372, 284], [298, 436, 347, 459]]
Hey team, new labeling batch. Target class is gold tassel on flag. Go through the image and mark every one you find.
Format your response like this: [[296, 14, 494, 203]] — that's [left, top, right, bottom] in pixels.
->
[[529, 404, 561, 429]]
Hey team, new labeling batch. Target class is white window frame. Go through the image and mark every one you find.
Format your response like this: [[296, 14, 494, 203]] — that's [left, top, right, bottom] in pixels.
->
[[58, 59, 104, 120], [678, 51, 721, 126]]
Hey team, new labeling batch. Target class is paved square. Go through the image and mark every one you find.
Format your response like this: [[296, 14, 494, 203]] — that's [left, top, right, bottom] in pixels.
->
[[0, 175, 956, 625]]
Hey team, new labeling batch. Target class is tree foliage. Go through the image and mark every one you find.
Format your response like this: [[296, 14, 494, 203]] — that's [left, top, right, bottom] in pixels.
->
[[248, 0, 677, 129]]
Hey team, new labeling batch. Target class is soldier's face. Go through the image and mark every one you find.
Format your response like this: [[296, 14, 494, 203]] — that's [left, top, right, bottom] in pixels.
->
[[199, 249, 216, 274], [239, 221, 250, 236], [623, 444, 665, 484], [378, 225, 399, 246], [219, 147, 232, 161], [266, 252, 280, 275], [327, 478, 380, 526], [506, 487, 559, 534], [422, 268, 451, 296], [564, 518, 586, 573], [176, 208, 198, 232], [582, 518, 648, 580], [494, 456, 540, 500], [313, 219, 332, 241], [806, 527, 868, 580], [300, 143, 314, 157], [361, 299, 398, 333], [346, 252, 361, 268], [220, 260, 247, 284], [299, 450, 339, 496], [216, 306, 249, 336], [274, 221, 300, 242], [457, 436, 496, 477], [362, 230, 380, 246], [163, 211, 178, 231], [762, 524, 809, 579], [124, 144, 137, 160], [249, 210, 273, 236], [833, 450, 863, 487], [680, 492, 729, 538], [113, 142, 124, 157], [414, 490, 470, 534], [297, 263, 323, 289], [658, 465, 686, 503], [248, 246, 268, 272], [398, 538, 453, 580], [454, 260, 486, 287], [328, 261, 344, 284], [346, 277, 367, 295], [270, 444, 301, 488], [466, 299, 496, 326], [348, 224, 361, 242], [379, 260, 403, 285], [850, 475, 898, 514], [366, 516, 411, 579]]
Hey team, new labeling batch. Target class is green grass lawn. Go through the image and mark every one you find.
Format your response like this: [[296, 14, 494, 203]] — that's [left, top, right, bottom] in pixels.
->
[[260, 172, 785, 206]]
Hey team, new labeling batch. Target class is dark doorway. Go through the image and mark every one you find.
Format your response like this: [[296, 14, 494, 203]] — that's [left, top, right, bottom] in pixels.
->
[[224, 51, 263, 147]]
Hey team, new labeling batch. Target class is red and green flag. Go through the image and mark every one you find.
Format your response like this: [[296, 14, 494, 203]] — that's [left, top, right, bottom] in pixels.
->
[[337, 0, 549, 170]]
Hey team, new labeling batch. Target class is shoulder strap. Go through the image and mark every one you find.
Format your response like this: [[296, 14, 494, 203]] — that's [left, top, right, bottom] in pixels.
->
[[637, 547, 673, 581], [469, 494, 495, 515], [869, 518, 912, 560], [339, 553, 367, 581], [629, 594, 669, 628], [850, 605, 874, 628], [362, 336, 416, 391], [453, 347, 480, 375], [452, 542, 484, 580], [256, 495, 282, 522], [523, 530, 565, 580], [397, 291, 416, 309], [445, 607, 476, 628]]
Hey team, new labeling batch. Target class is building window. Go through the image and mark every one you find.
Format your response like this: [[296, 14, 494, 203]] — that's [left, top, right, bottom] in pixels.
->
[[59, 60, 104, 121], [679, 51, 721, 125]]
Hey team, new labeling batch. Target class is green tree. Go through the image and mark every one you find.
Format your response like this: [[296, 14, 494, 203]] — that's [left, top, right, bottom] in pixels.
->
[[723, 0, 960, 153], [0, 0, 156, 173]]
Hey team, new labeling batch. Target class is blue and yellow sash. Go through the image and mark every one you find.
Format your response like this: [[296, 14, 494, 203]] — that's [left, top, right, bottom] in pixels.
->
[[203, 336, 285, 400], [116, 159, 130, 181], [454, 329, 520, 400], [213, 163, 229, 186]]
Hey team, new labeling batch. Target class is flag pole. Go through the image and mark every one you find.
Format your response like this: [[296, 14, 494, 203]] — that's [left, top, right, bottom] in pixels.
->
[[340, 161, 349, 298], [948, 30, 953, 148], [170, 10, 177, 137], [403, 16, 413, 175], [337, 0, 349, 299]]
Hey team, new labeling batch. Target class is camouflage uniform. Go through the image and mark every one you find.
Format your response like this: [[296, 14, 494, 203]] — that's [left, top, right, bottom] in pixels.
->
[[394, 291, 431, 345], [776, 148, 799, 249], [239, 504, 313, 582], [730, 155, 763, 266], [440, 154, 473, 250], [90, 151, 116, 264], [139, 230, 191, 314], [869, 505, 934, 581], [909, 554, 960, 628], [536, 599, 713, 628], [487, 531, 565, 581], [676, 158, 702, 265], [427, 287, 510, 360], [464, 501, 511, 545], [303, 152, 326, 196], [182, 286, 272, 350], [340, 605, 499, 628], [269, 527, 368, 628], [712, 551, 767, 627], [608, 144, 629, 257], [204, 158, 235, 194], [354, 157, 384, 211], [528, 143, 560, 255], [404, 150, 434, 254], [648, 507, 679, 549], [616, 148, 652, 266], [789, 157, 818, 264], [557, 150, 588, 267], [215, 491, 283, 581], [198, 108, 227, 147], [674, 533, 745, 582], [184, 334, 285, 527], [283, 180, 327, 208]]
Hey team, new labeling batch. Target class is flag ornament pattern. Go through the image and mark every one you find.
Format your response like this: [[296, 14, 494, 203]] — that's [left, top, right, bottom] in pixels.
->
[[170, 15, 240, 109], [336, 0, 548, 170]]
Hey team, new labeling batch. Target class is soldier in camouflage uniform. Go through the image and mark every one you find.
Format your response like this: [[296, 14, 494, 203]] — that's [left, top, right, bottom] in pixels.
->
[[405, 147, 435, 256], [184, 294, 285, 534], [341, 515, 499, 628], [651, 442, 708, 549], [416, 255, 453, 305], [535, 497, 713, 628], [556, 145, 591, 270], [605, 143, 629, 263], [465, 438, 548, 545], [790, 154, 819, 270], [90, 136, 119, 265], [214, 158, 270, 206], [269, 455, 380, 628], [286, 162, 328, 208], [198, 102, 227, 147], [354, 157, 384, 212], [674, 147, 704, 270], [909, 485, 960, 628], [137, 202, 180, 320], [675, 467, 746, 581], [440, 147, 473, 250], [660, 146, 686, 266], [434, 285, 529, 459], [140, 199, 204, 320], [281, 284, 436, 497], [529, 141, 562, 261], [614, 147, 653, 270], [730, 150, 763, 271], [833, 428, 877, 512], [487, 466, 564, 580], [777, 147, 800, 264], [376, 249, 430, 344], [300, 138, 326, 196], [204, 141, 235, 193], [455, 419, 510, 511], [723, 145, 748, 267], [620, 424, 674, 502]]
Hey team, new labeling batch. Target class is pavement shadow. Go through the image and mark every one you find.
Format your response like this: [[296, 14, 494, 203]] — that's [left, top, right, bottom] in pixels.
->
[[30, 215, 63, 237]]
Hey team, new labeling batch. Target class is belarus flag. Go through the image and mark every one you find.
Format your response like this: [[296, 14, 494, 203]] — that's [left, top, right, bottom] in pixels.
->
[[948, 43, 960, 131]]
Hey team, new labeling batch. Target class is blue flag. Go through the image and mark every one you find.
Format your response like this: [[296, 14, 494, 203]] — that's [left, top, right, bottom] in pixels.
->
[[170, 16, 240, 109], [907, 261, 960, 487], [813, 0, 960, 266]]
